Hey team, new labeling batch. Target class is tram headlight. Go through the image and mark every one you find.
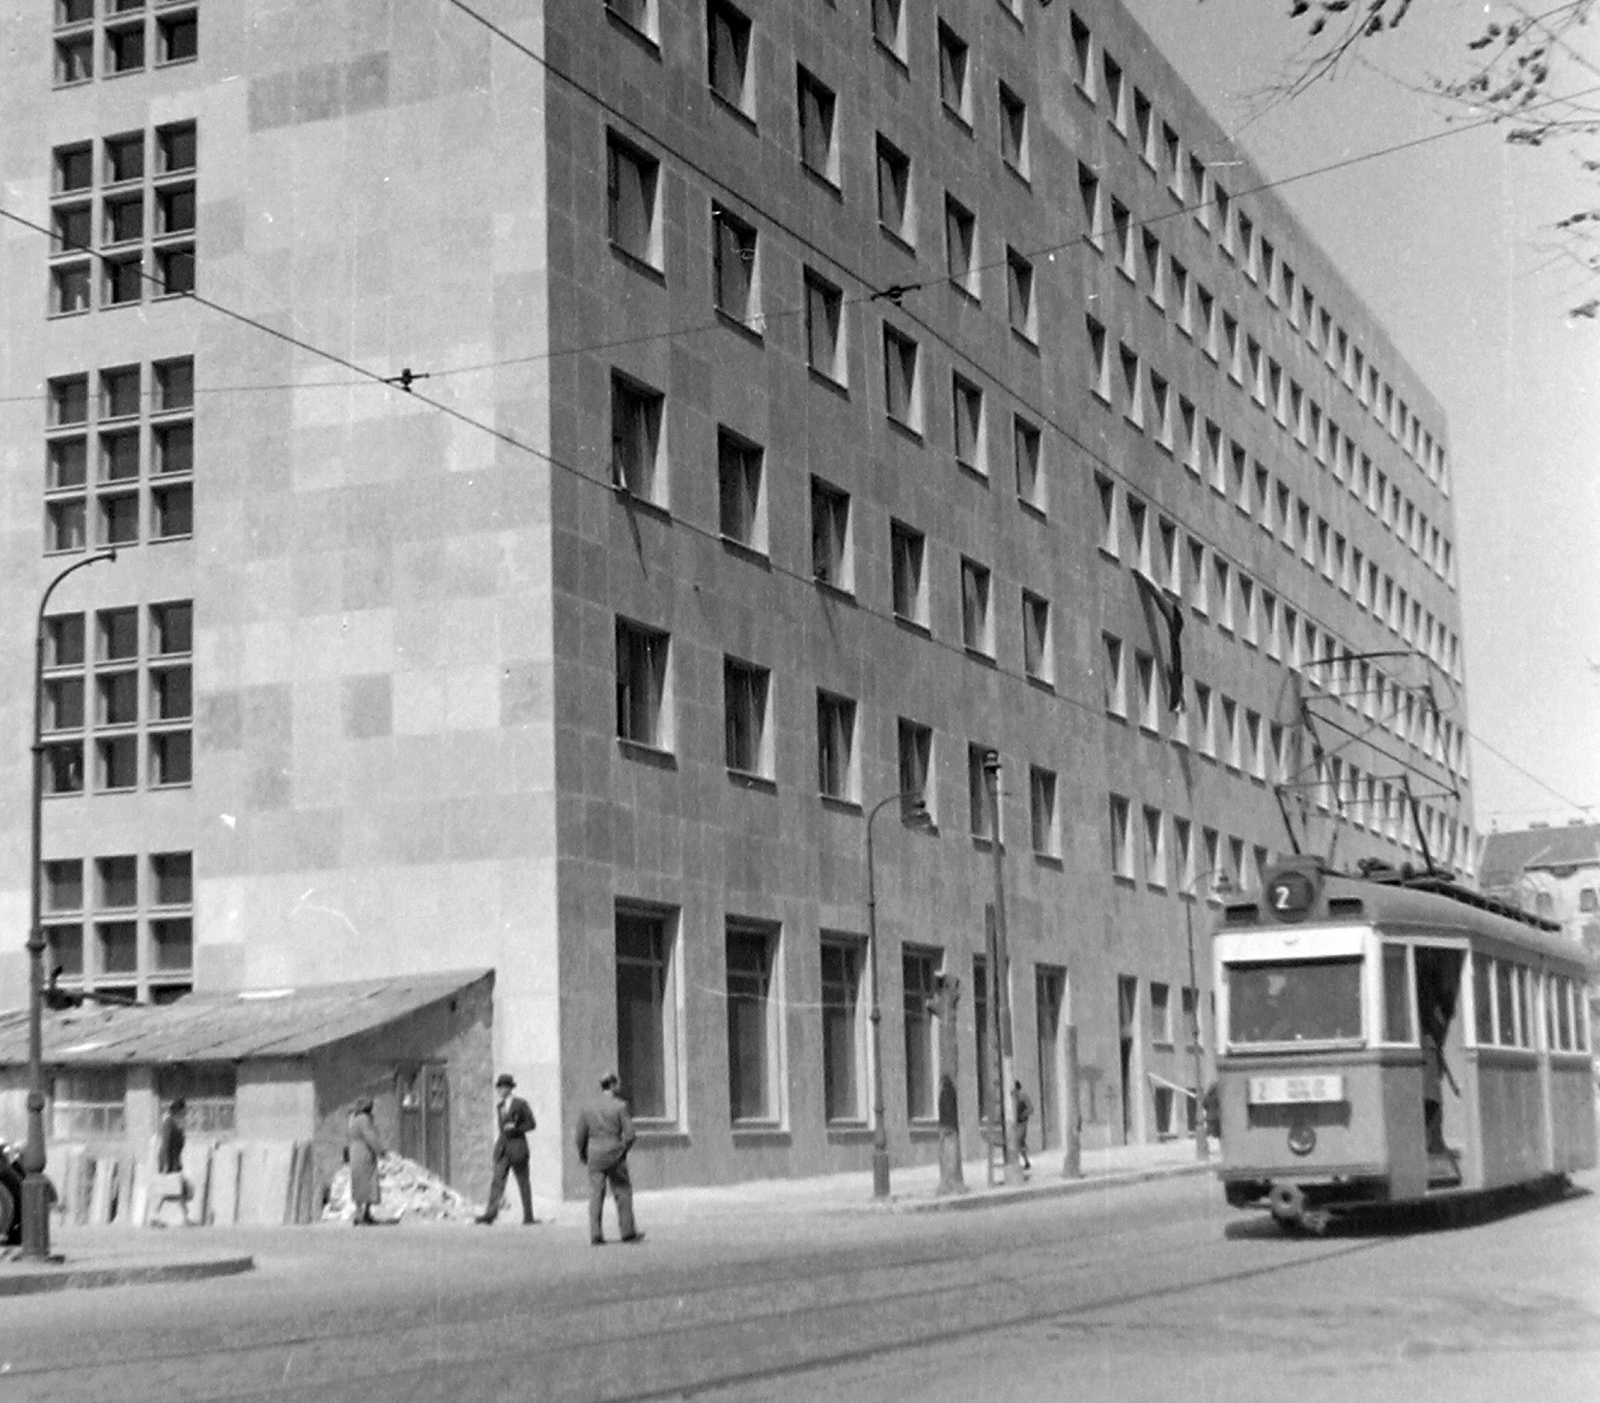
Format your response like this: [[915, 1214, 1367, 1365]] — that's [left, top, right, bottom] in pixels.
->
[[1287, 1123, 1316, 1156]]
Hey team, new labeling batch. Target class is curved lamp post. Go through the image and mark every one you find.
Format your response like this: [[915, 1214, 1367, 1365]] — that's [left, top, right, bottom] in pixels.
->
[[1179, 866, 1232, 1163], [866, 789, 930, 1200], [20, 549, 116, 1260]]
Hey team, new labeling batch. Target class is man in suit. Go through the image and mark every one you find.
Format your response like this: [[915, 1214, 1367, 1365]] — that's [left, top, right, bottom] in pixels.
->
[[575, 1071, 641, 1245], [476, 1073, 538, 1225]]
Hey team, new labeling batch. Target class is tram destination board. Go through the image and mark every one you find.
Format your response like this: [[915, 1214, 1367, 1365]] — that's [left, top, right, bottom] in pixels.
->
[[1247, 1074, 1345, 1105]]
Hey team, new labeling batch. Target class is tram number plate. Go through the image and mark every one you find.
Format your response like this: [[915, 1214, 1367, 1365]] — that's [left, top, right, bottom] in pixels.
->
[[1248, 1075, 1344, 1105]]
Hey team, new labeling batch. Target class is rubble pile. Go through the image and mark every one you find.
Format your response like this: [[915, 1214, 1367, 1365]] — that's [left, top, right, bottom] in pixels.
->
[[322, 1152, 482, 1224]]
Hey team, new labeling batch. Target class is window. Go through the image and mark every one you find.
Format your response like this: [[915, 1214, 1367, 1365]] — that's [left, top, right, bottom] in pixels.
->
[[890, 519, 928, 628], [960, 557, 994, 656], [52, 1070, 126, 1139], [607, 133, 661, 268], [724, 658, 771, 777], [882, 323, 921, 431], [606, 0, 659, 41], [711, 204, 759, 327], [616, 908, 679, 1121], [876, 135, 913, 244], [1142, 231, 1164, 307], [1102, 53, 1126, 132], [1070, 13, 1094, 95], [43, 847, 194, 1002], [1109, 794, 1134, 879], [810, 477, 852, 590], [55, 5, 94, 84], [1095, 474, 1118, 556], [1151, 983, 1173, 1045], [1006, 249, 1035, 341], [717, 428, 765, 551], [821, 937, 867, 1122], [1150, 374, 1172, 450], [726, 922, 780, 1123], [1119, 343, 1142, 426], [804, 270, 845, 383], [1086, 316, 1110, 402], [1174, 817, 1195, 891], [944, 194, 978, 298], [1103, 633, 1126, 717], [1030, 766, 1059, 857], [1194, 683, 1214, 758], [1022, 590, 1052, 684], [798, 66, 839, 184], [1078, 163, 1102, 247], [1143, 807, 1168, 888], [615, 619, 670, 749], [816, 691, 857, 801], [49, 123, 196, 314], [998, 82, 1029, 177], [952, 373, 985, 473], [967, 744, 996, 842], [610, 372, 664, 501], [1135, 652, 1159, 733], [873, 0, 906, 61], [707, 1, 753, 116], [902, 947, 941, 1121], [938, 22, 970, 123], [1134, 88, 1155, 165], [897, 718, 933, 816], [1111, 199, 1134, 279]]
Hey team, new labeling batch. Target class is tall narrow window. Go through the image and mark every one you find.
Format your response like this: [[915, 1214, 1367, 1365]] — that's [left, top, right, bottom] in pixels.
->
[[891, 519, 927, 627], [607, 133, 661, 268], [805, 270, 845, 383], [726, 922, 779, 1123], [937, 22, 970, 123], [1030, 767, 1059, 857], [711, 203, 759, 327], [882, 324, 921, 431], [1006, 249, 1036, 341], [872, 0, 906, 61], [876, 135, 913, 244], [616, 618, 670, 749], [945, 194, 978, 298], [610, 373, 664, 501], [998, 82, 1029, 177], [616, 909, 677, 1121], [1014, 416, 1044, 512], [717, 428, 764, 551], [1109, 794, 1134, 878], [960, 557, 993, 657], [816, 691, 858, 801], [707, 1, 753, 116], [810, 477, 852, 590], [798, 67, 839, 184], [821, 937, 866, 1123], [952, 374, 985, 473], [902, 947, 940, 1120], [897, 718, 933, 816], [723, 657, 771, 777]]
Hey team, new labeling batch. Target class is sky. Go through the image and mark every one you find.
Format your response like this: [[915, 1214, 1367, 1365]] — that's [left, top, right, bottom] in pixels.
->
[[1119, 0, 1600, 841]]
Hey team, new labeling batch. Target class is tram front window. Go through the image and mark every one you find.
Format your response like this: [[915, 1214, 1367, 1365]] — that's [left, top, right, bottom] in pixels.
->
[[1228, 958, 1363, 1045]]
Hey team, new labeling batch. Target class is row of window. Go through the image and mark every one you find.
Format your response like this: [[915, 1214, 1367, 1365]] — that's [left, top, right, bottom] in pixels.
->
[[1085, 313, 1457, 599], [44, 356, 195, 552], [39, 601, 194, 795], [1065, 7, 1448, 496], [1109, 798, 1270, 899], [40, 849, 195, 1003], [1096, 468, 1464, 692], [52, 0, 198, 86], [1465, 957, 1588, 1054], [48, 122, 197, 314], [52, 1065, 234, 1139]]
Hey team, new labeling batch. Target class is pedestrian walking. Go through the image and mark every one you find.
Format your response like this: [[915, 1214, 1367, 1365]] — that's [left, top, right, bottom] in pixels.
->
[[158, 1096, 187, 1175], [347, 1097, 383, 1226], [575, 1072, 641, 1245], [1012, 1081, 1033, 1172], [476, 1073, 538, 1225]]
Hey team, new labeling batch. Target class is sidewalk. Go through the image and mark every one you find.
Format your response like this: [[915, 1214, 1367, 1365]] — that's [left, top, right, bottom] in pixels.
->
[[0, 1137, 1217, 1294]]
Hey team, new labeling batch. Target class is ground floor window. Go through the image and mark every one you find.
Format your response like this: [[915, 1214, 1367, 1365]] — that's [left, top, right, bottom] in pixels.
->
[[156, 1064, 236, 1135], [616, 907, 678, 1122], [903, 946, 942, 1122], [51, 1068, 126, 1138], [726, 921, 782, 1125], [820, 935, 867, 1123]]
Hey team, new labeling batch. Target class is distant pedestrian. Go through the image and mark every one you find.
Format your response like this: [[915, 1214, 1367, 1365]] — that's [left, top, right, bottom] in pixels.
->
[[575, 1072, 641, 1245], [476, 1073, 538, 1225], [347, 1097, 383, 1226], [1012, 1081, 1033, 1172], [158, 1097, 187, 1175]]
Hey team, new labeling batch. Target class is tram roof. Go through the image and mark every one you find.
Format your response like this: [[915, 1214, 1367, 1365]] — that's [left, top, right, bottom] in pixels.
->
[[1221, 861, 1594, 972]]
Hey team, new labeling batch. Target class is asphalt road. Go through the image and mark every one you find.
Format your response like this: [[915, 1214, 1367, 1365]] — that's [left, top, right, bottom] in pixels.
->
[[3, 1172, 1597, 1403]]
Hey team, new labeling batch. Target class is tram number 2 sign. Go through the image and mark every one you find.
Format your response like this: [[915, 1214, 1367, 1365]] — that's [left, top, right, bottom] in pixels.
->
[[1265, 870, 1315, 922]]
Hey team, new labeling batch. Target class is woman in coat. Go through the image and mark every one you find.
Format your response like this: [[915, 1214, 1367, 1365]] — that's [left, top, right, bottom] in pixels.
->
[[346, 1098, 383, 1226]]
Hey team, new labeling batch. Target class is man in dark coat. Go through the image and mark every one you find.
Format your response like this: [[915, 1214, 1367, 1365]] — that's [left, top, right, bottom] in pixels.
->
[[476, 1073, 538, 1225], [575, 1072, 640, 1245], [158, 1097, 187, 1175]]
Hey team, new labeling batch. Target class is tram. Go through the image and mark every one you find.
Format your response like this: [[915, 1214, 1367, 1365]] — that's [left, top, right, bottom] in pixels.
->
[[1212, 858, 1597, 1231]]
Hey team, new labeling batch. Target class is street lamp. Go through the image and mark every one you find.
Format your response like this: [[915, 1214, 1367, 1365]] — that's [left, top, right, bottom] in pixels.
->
[[866, 788, 931, 1200], [20, 549, 116, 1260], [1179, 866, 1232, 1164]]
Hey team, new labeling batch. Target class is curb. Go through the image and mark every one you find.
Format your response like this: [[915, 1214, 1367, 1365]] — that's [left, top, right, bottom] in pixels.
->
[[891, 1158, 1215, 1214], [0, 1253, 254, 1297]]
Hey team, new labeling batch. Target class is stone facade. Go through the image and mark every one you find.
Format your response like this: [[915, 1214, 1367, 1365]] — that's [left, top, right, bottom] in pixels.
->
[[0, 1, 1471, 1198]]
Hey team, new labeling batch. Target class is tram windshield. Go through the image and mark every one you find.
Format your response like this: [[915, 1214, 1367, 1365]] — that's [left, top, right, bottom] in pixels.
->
[[1227, 957, 1363, 1045]]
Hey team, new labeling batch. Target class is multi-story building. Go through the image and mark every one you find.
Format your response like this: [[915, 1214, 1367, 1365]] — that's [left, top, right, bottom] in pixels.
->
[[0, 0, 1472, 1201], [1482, 821, 1600, 954]]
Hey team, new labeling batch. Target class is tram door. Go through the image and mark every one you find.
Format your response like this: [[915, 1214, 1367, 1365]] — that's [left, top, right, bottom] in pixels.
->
[[1117, 975, 1141, 1144], [397, 1065, 451, 1181], [1413, 948, 1465, 1181], [1035, 966, 1067, 1150]]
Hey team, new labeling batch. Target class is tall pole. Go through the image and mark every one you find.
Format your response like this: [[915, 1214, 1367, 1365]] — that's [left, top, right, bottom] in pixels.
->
[[21, 550, 116, 1261], [866, 789, 927, 1201], [981, 752, 1021, 1185], [1181, 890, 1210, 1163]]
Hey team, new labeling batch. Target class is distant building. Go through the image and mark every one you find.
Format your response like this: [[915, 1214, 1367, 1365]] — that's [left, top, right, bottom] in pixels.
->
[[1, 0, 1471, 1200], [1481, 821, 1600, 958]]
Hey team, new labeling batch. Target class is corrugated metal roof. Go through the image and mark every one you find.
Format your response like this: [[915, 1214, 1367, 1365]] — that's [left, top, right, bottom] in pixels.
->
[[1481, 823, 1600, 884], [0, 970, 491, 1067]]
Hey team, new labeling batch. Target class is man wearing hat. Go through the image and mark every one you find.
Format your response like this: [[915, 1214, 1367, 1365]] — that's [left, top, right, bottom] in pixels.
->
[[475, 1073, 538, 1225], [574, 1071, 640, 1245]]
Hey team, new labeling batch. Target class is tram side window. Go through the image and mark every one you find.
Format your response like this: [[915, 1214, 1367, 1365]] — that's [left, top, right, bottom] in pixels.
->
[[1494, 960, 1516, 1046], [1553, 976, 1573, 1052], [1227, 958, 1362, 1044], [1519, 966, 1537, 1048], [1381, 943, 1413, 1042], [1473, 956, 1494, 1045]]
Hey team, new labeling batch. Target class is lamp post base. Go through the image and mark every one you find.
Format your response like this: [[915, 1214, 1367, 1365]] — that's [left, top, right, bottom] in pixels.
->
[[18, 1174, 53, 1261], [871, 1149, 891, 1200], [1194, 1130, 1211, 1162]]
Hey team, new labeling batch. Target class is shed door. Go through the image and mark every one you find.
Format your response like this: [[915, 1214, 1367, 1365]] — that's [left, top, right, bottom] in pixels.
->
[[398, 1065, 450, 1181]]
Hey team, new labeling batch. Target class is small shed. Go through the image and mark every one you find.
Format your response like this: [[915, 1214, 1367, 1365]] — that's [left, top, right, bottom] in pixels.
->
[[0, 969, 494, 1211]]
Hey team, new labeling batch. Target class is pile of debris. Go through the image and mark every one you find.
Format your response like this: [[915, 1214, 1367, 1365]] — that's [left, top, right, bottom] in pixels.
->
[[322, 1152, 482, 1225]]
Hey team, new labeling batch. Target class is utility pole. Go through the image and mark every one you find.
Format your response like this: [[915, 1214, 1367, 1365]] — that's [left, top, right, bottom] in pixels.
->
[[933, 973, 964, 1195], [982, 751, 1022, 1186], [1062, 1022, 1082, 1179]]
